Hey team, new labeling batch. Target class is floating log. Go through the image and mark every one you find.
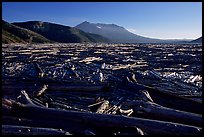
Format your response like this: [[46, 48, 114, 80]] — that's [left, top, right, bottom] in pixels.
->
[[8, 101, 201, 135], [2, 43, 203, 135], [130, 100, 202, 127], [123, 81, 202, 114]]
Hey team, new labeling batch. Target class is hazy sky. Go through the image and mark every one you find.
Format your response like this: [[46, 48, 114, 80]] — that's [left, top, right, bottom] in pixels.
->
[[2, 2, 202, 39]]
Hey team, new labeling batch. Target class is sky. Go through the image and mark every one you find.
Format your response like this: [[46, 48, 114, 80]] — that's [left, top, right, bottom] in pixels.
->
[[2, 2, 202, 39]]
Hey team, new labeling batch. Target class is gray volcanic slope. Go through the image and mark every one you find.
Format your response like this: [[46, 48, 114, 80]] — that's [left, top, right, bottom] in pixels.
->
[[75, 21, 163, 43]]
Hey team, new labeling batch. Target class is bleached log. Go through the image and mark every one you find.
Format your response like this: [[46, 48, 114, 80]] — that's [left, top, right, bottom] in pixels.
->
[[119, 108, 134, 116], [105, 105, 121, 115], [88, 100, 105, 108], [8, 101, 202, 135], [130, 100, 202, 127], [30, 99, 46, 107], [50, 101, 89, 112], [34, 85, 48, 97], [139, 90, 154, 102], [19, 90, 35, 106], [96, 101, 109, 114], [124, 81, 202, 114], [31, 98, 45, 106]]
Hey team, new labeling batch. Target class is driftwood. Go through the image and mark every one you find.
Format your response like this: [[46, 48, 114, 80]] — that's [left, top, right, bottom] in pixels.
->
[[47, 96, 93, 108], [2, 125, 71, 135], [124, 81, 202, 114], [118, 86, 202, 127], [46, 92, 95, 103], [2, 116, 97, 135], [30, 99, 46, 107], [105, 105, 121, 115], [47, 90, 103, 98], [50, 101, 89, 112], [138, 90, 154, 102], [2, 44, 202, 135], [48, 85, 106, 92], [19, 90, 35, 106], [31, 98, 45, 106], [119, 108, 133, 116], [5, 92, 201, 136], [104, 97, 123, 115], [129, 100, 202, 127], [96, 100, 109, 114], [33, 85, 48, 97], [34, 62, 45, 78], [88, 100, 105, 108], [9, 103, 202, 135], [2, 115, 145, 135]]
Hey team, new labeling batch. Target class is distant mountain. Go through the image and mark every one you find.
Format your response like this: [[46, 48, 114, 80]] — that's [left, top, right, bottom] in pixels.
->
[[4, 20, 195, 44], [2, 20, 51, 44], [75, 21, 165, 43], [190, 37, 202, 43], [164, 39, 193, 44], [13, 21, 110, 43], [75, 21, 196, 44]]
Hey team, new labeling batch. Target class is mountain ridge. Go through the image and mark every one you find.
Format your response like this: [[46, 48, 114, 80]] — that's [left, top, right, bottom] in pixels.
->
[[190, 37, 202, 43], [75, 21, 196, 44], [12, 21, 110, 43], [2, 20, 52, 44], [75, 21, 163, 43], [2, 20, 199, 44]]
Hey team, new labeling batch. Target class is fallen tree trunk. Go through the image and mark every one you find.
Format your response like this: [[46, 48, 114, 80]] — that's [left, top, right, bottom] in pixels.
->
[[130, 100, 202, 127], [8, 102, 201, 135], [2, 115, 145, 135], [50, 101, 90, 112], [123, 81, 202, 114], [2, 116, 97, 135], [2, 125, 71, 135], [48, 85, 106, 92]]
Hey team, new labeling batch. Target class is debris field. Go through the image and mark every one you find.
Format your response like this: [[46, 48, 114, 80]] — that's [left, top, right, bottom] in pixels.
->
[[2, 43, 202, 135]]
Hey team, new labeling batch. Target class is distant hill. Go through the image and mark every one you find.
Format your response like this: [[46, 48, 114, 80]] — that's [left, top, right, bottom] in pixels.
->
[[75, 21, 165, 43], [190, 37, 202, 43], [2, 20, 52, 44], [13, 21, 110, 43]]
